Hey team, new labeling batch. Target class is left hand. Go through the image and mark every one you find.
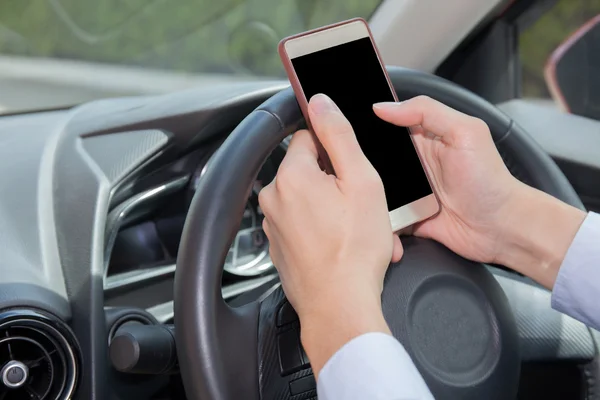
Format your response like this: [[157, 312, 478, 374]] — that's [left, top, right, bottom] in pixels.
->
[[258, 94, 403, 377]]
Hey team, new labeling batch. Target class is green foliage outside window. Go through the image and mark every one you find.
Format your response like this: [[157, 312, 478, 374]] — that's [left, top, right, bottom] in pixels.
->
[[0, 0, 598, 98], [0, 0, 380, 77]]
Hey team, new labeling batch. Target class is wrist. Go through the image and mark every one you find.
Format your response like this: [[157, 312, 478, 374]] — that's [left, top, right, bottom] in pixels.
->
[[298, 289, 390, 378], [496, 183, 586, 288]]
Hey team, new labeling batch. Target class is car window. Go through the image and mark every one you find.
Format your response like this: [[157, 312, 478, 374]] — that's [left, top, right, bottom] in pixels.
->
[[0, 0, 382, 114], [519, 0, 600, 99]]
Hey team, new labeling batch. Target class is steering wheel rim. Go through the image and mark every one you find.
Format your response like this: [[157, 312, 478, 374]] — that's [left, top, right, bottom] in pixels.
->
[[175, 67, 585, 400]]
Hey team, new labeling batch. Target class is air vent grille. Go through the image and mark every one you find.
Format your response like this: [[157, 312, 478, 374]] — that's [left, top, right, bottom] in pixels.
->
[[0, 310, 79, 400]]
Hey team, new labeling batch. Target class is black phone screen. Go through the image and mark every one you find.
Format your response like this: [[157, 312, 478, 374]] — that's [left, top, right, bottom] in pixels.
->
[[291, 36, 432, 211]]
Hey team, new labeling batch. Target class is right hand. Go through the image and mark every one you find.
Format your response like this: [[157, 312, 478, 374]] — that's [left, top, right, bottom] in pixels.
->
[[373, 96, 586, 288], [259, 94, 403, 376]]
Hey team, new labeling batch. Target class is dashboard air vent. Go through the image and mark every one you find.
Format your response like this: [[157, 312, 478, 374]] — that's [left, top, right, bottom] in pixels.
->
[[0, 310, 79, 400]]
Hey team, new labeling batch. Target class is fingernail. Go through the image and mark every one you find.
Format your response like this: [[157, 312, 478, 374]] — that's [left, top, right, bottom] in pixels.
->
[[310, 94, 340, 115], [373, 101, 404, 110]]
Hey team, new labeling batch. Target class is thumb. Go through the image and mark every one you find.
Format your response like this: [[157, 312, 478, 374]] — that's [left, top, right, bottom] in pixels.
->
[[391, 234, 404, 263], [308, 94, 371, 180], [372, 96, 484, 146]]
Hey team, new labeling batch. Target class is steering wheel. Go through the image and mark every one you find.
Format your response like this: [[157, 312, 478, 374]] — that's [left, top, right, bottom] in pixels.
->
[[174, 67, 585, 400]]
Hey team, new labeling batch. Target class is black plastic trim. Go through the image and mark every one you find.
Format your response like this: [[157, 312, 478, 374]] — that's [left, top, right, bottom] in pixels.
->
[[0, 283, 71, 322], [0, 308, 82, 399]]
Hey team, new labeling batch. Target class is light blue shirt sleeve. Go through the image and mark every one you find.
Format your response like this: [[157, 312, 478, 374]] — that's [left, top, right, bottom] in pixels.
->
[[552, 211, 600, 330], [317, 332, 434, 400]]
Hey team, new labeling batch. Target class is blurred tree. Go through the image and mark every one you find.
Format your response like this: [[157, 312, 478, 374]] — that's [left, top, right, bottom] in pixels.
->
[[0, 0, 381, 77], [0, 0, 597, 90]]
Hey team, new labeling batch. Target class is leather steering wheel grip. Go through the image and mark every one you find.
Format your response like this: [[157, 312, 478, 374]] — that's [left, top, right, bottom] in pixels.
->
[[174, 67, 585, 400], [175, 100, 302, 400]]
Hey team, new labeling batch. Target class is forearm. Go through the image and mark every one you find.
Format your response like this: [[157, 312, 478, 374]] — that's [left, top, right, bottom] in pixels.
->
[[496, 183, 587, 288], [299, 289, 390, 378], [300, 288, 435, 399]]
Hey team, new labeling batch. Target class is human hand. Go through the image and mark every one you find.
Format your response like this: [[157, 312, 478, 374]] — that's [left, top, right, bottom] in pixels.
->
[[374, 96, 586, 288], [258, 94, 402, 377]]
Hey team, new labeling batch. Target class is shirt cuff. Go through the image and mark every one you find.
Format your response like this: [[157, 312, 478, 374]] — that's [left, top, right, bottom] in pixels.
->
[[552, 212, 600, 329], [317, 332, 434, 400]]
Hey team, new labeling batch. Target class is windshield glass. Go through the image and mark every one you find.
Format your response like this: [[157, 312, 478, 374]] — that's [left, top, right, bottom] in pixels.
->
[[0, 0, 382, 114]]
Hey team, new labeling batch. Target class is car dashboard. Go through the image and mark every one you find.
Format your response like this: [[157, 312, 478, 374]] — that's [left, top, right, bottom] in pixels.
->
[[0, 79, 289, 399], [0, 79, 597, 400], [103, 127, 284, 321]]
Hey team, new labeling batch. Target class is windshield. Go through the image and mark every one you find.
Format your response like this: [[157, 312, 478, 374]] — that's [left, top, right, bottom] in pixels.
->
[[0, 0, 382, 114]]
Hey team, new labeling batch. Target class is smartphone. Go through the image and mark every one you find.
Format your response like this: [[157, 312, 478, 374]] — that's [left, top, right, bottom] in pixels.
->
[[279, 18, 440, 232]]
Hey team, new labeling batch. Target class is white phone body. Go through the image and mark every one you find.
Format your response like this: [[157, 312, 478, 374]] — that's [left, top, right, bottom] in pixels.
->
[[279, 19, 440, 232]]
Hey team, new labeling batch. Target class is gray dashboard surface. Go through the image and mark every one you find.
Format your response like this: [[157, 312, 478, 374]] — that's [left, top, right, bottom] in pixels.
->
[[491, 268, 595, 361], [498, 100, 600, 209], [498, 100, 600, 170], [0, 110, 70, 318]]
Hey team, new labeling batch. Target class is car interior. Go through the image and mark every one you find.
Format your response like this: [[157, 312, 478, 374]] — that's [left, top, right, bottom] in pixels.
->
[[0, 0, 599, 399]]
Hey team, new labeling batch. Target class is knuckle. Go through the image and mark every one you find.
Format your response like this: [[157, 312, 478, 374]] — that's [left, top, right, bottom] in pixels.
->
[[336, 120, 355, 137], [324, 113, 354, 136], [262, 218, 271, 237], [359, 167, 384, 190], [275, 163, 300, 192], [469, 117, 490, 133], [258, 186, 274, 212], [274, 175, 285, 192], [257, 187, 268, 205], [412, 95, 433, 106], [291, 129, 311, 142], [368, 175, 385, 192], [287, 130, 307, 150], [337, 125, 355, 139]]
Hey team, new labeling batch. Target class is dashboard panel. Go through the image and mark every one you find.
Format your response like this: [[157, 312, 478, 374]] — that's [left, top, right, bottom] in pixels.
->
[[0, 79, 288, 399], [104, 143, 285, 314]]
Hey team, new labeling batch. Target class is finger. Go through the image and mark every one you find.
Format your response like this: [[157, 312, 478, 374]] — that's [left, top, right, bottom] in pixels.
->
[[286, 129, 320, 163], [274, 130, 327, 195], [408, 124, 425, 135], [391, 234, 404, 263], [412, 218, 436, 239], [262, 218, 283, 270], [277, 129, 322, 178], [308, 94, 369, 179], [262, 217, 272, 238], [258, 182, 277, 219], [262, 217, 280, 244], [373, 96, 488, 146]]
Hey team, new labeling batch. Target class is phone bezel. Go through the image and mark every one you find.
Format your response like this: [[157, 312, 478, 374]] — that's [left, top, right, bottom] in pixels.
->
[[278, 18, 440, 232]]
